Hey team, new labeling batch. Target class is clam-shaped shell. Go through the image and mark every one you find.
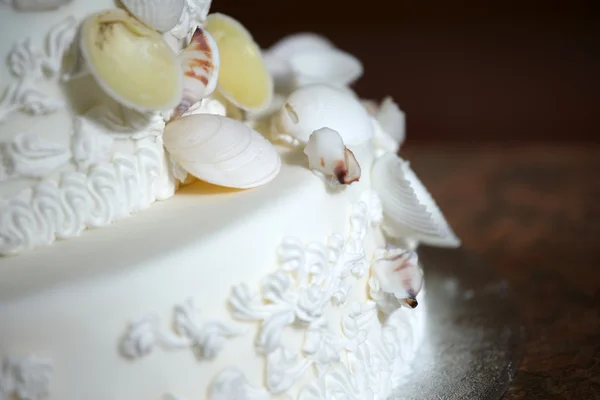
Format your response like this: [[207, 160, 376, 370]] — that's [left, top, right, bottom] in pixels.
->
[[289, 48, 363, 88], [274, 84, 373, 146], [120, 0, 185, 33], [163, 114, 281, 189], [204, 13, 273, 112], [371, 153, 460, 247], [171, 27, 220, 120], [80, 9, 183, 112]]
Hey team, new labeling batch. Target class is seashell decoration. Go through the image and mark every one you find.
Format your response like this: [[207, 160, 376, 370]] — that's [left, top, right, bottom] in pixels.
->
[[11, 0, 72, 11], [376, 97, 406, 146], [262, 32, 334, 93], [79, 9, 183, 113], [303, 127, 361, 186], [204, 13, 273, 112], [163, 114, 281, 189], [171, 26, 220, 120], [120, 0, 186, 33], [288, 48, 363, 89], [371, 247, 423, 309], [273, 84, 373, 146], [371, 153, 460, 248]]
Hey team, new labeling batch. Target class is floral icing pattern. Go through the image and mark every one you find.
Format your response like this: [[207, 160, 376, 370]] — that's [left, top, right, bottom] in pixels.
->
[[0, 356, 53, 400], [0, 16, 76, 123], [206, 197, 423, 399], [120, 298, 244, 360]]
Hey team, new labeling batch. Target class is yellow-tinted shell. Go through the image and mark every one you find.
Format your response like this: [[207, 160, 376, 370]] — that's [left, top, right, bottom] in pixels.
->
[[204, 13, 273, 112], [80, 9, 183, 112]]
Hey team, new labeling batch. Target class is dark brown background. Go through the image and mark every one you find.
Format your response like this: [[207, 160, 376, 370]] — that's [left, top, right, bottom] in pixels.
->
[[212, 0, 599, 143], [210, 1, 600, 398]]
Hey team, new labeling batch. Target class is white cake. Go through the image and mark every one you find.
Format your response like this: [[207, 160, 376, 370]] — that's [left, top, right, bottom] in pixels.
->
[[0, 1, 460, 399]]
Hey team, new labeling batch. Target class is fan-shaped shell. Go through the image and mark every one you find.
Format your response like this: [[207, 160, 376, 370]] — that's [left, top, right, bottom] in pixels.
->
[[80, 9, 183, 112], [163, 114, 281, 189], [371, 153, 460, 247], [204, 13, 273, 112], [274, 84, 373, 146], [120, 0, 185, 33]]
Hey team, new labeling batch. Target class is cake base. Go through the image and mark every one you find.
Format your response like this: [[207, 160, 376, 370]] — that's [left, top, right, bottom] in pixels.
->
[[390, 247, 524, 400]]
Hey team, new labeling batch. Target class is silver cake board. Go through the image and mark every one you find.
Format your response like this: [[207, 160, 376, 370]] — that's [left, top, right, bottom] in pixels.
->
[[391, 247, 525, 400]]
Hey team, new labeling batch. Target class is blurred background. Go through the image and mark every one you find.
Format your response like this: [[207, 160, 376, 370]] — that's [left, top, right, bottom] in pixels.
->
[[211, 1, 600, 398], [212, 0, 599, 143]]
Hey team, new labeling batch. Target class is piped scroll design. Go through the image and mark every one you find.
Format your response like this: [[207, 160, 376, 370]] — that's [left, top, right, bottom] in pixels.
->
[[0, 16, 77, 123], [0, 356, 53, 400], [213, 196, 422, 398], [0, 109, 175, 255], [120, 298, 244, 360]]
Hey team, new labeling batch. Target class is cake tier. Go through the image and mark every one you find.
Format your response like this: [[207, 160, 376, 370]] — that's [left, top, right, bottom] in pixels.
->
[[0, 144, 426, 400]]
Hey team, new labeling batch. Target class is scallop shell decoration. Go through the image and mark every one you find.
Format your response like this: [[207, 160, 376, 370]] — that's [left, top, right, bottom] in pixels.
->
[[204, 13, 273, 112], [80, 9, 183, 112], [163, 114, 281, 189], [370, 248, 424, 311], [171, 26, 220, 120], [120, 0, 185, 33], [304, 127, 361, 186], [371, 153, 460, 247], [273, 84, 373, 146]]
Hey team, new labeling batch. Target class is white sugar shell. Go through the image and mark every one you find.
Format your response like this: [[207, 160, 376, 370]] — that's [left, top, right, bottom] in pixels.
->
[[304, 127, 360, 186], [163, 114, 281, 189], [263, 33, 334, 92], [377, 97, 405, 144], [172, 26, 220, 120], [264, 33, 334, 61], [289, 48, 363, 88], [372, 248, 423, 309], [120, 0, 185, 33], [274, 84, 373, 146], [371, 153, 460, 247], [79, 9, 183, 112]]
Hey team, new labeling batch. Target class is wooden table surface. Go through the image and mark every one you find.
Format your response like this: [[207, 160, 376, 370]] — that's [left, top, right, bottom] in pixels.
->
[[403, 143, 600, 399]]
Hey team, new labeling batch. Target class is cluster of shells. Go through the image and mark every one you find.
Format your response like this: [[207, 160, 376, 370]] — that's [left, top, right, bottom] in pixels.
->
[[66, 1, 459, 255], [65, 0, 280, 189]]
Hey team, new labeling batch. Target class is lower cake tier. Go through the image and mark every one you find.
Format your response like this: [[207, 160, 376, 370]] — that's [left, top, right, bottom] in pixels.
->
[[0, 148, 426, 400]]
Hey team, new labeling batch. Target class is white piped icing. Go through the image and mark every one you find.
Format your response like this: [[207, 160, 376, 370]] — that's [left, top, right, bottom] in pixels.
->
[[120, 298, 244, 361], [0, 356, 53, 400], [215, 198, 424, 398]]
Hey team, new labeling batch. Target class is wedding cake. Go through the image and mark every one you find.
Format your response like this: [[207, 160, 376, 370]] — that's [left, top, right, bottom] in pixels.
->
[[0, 1, 460, 399]]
